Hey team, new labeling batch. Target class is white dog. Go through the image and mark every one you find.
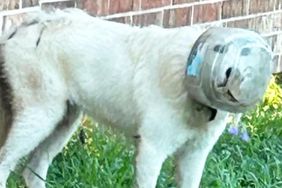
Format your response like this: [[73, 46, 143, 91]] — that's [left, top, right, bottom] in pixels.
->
[[0, 9, 272, 188]]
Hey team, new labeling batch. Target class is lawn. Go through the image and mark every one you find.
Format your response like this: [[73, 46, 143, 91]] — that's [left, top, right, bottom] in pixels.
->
[[7, 78, 282, 188]]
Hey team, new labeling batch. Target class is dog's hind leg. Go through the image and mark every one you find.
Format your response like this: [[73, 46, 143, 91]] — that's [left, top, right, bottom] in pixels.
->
[[22, 102, 82, 188], [0, 101, 66, 188], [175, 111, 228, 188]]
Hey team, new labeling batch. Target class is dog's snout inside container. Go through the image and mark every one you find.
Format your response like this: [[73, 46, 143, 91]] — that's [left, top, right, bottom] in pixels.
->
[[185, 27, 273, 113]]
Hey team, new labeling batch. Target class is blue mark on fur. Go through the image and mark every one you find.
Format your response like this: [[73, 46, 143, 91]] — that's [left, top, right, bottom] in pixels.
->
[[187, 54, 203, 76]]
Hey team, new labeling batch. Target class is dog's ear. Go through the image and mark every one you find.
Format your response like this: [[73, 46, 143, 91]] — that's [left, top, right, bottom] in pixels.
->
[[208, 107, 217, 121], [191, 101, 217, 123]]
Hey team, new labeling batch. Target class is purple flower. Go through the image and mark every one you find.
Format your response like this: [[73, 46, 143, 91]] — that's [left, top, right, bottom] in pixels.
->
[[228, 126, 239, 135], [240, 131, 250, 142]]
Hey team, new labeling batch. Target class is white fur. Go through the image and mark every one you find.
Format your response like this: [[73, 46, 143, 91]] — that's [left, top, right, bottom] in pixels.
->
[[0, 9, 229, 188]]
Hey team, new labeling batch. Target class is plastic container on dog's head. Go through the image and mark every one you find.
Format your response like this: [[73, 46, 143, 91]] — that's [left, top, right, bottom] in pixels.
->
[[185, 27, 273, 113]]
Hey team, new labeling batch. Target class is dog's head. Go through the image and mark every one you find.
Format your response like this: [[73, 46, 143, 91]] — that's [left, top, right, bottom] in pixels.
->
[[185, 27, 273, 113]]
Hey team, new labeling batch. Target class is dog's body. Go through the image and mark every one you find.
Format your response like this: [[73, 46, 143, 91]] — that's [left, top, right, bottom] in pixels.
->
[[0, 9, 230, 188]]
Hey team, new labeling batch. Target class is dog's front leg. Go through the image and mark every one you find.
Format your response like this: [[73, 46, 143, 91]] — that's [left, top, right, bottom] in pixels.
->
[[176, 111, 228, 188], [135, 139, 167, 188], [135, 107, 189, 188]]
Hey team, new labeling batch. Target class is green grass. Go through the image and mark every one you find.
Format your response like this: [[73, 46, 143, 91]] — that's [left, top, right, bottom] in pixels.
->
[[5, 77, 282, 188], [6, 111, 282, 188]]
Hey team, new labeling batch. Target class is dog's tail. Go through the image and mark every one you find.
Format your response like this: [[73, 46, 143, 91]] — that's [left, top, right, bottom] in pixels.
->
[[0, 44, 13, 148]]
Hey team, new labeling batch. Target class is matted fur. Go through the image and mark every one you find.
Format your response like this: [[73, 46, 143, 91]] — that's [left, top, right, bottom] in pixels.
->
[[0, 9, 231, 188]]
